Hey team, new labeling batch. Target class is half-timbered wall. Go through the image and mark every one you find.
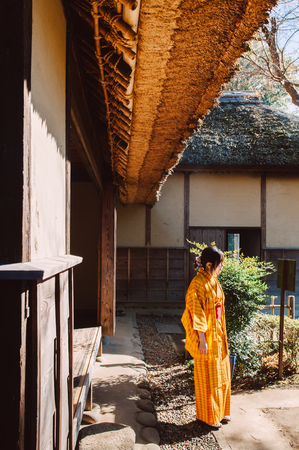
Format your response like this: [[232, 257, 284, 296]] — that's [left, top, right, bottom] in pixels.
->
[[31, 0, 67, 259], [117, 171, 299, 307]]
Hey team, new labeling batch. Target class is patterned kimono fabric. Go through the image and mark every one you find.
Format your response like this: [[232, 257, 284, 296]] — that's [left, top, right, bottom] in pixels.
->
[[181, 269, 231, 425]]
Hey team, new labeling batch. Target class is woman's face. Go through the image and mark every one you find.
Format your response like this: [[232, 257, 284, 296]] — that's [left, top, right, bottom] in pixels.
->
[[214, 260, 224, 275]]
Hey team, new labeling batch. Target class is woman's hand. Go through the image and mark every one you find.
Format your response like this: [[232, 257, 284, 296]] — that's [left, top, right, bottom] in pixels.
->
[[198, 331, 208, 355]]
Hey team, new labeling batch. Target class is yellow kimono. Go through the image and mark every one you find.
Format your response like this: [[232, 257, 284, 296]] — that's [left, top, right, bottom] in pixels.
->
[[181, 268, 230, 425]]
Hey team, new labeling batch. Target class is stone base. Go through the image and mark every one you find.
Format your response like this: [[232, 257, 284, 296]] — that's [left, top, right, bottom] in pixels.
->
[[77, 422, 135, 450]]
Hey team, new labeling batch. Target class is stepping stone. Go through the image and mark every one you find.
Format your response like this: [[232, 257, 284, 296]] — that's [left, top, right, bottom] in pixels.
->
[[82, 403, 101, 424], [136, 399, 155, 414], [137, 379, 150, 390], [134, 444, 160, 450], [140, 427, 160, 445], [78, 422, 135, 450], [135, 412, 157, 427], [137, 388, 151, 400]]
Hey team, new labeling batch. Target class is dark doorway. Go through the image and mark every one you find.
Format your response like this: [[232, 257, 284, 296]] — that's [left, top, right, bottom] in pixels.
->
[[226, 228, 261, 258]]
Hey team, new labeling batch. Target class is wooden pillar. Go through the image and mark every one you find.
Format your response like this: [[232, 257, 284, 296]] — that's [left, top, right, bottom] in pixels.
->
[[184, 173, 190, 242], [261, 173, 266, 260], [184, 172, 190, 287], [0, 2, 32, 448], [0, 0, 32, 264], [98, 185, 117, 336], [145, 205, 151, 247]]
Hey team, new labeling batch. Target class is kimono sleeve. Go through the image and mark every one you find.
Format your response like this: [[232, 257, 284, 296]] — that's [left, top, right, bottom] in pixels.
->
[[192, 280, 208, 333]]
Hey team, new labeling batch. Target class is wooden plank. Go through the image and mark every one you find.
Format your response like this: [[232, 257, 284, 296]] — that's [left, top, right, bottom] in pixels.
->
[[169, 280, 185, 290], [184, 173, 190, 245], [131, 248, 147, 258], [0, 281, 29, 449], [148, 291, 167, 302], [149, 259, 167, 269], [65, 31, 71, 256], [117, 279, 128, 290], [148, 279, 167, 289], [35, 283, 42, 450], [128, 248, 130, 303], [168, 290, 185, 301], [0, 255, 82, 280], [71, 99, 103, 192], [169, 258, 184, 269], [19, 282, 29, 450], [166, 249, 169, 301], [116, 291, 128, 302], [169, 268, 184, 279], [116, 269, 128, 280], [146, 248, 149, 302], [261, 174, 266, 253], [128, 290, 148, 301], [99, 185, 116, 336], [146, 205, 151, 247], [68, 269, 74, 450], [130, 279, 147, 290], [0, 1, 32, 266], [149, 248, 167, 259], [39, 279, 56, 450], [117, 248, 128, 258], [73, 327, 102, 448], [130, 268, 147, 279], [55, 275, 63, 450], [149, 268, 167, 280], [57, 271, 70, 450]]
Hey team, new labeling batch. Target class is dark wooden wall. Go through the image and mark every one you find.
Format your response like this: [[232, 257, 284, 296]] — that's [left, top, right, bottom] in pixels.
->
[[116, 247, 188, 307]]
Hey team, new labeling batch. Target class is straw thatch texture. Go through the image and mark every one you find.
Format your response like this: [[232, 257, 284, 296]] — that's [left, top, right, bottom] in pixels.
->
[[126, 0, 277, 204], [179, 92, 299, 170], [68, 0, 277, 204]]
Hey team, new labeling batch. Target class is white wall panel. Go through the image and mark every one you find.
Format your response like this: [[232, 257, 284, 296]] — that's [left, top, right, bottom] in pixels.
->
[[190, 173, 261, 227], [31, 0, 66, 259]]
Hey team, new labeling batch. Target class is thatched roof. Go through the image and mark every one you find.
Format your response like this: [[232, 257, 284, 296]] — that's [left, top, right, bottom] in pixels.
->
[[178, 91, 299, 170], [68, 0, 277, 204]]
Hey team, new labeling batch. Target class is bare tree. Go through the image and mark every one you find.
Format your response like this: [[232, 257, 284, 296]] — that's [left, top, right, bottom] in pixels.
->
[[228, 0, 299, 109]]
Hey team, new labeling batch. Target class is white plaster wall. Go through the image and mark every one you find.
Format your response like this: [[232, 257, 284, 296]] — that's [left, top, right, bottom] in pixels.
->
[[267, 176, 299, 248], [151, 173, 185, 247], [31, 0, 66, 259], [190, 173, 261, 227], [117, 204, 146, 247]]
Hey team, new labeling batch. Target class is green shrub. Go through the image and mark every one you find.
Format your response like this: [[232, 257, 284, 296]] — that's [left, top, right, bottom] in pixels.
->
[[252, 312, 299, 371], [188, 241, 275, 375]]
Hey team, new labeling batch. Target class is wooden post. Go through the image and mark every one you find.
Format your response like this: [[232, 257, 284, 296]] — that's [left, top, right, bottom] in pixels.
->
[[288, 295, 295, 319], [277, 259, 296, 379], [278, 262, 287, 379], [261, 174, 266, 260], [146, 205, 151, 247], [270, 296, 275, 315], [98, 185, 116, 336], [184, 173, 190, 243]]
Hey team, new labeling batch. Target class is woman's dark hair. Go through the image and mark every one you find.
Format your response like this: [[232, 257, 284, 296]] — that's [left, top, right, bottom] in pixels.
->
[[201, 246, 224, 270]]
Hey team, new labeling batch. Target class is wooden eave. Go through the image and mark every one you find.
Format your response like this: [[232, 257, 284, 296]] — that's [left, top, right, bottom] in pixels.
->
[[67, 0, 277, 205]]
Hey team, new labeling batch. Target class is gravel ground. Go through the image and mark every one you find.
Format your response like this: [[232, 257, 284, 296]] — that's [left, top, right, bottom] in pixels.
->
[[136, 314, 221, 450]]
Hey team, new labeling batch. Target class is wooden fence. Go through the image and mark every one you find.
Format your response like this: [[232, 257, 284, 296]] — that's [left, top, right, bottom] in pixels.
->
[[263, 295, 295, 318]]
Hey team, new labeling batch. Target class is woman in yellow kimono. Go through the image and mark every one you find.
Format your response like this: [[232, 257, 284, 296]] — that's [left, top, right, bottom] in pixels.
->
[[181, 246, 231, 429]]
